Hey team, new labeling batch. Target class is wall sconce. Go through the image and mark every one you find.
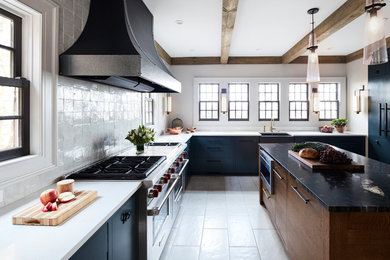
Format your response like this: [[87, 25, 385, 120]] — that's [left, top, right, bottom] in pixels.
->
[[353, 86, 365, 114], [312, 85, 320, 114], [166, 93, 172, 115], [221, 88, 227, 114]]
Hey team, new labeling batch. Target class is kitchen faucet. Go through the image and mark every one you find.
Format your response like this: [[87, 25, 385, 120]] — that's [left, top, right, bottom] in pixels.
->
[[270, 118, 276, 132]]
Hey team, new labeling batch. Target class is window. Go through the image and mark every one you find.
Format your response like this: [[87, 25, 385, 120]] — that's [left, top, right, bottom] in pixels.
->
[[289, 83, 309, 121], [258, 83, 279, 121], [318, 83, 339, 120], [143, 93, 153, 125], [0, 9, 29, 162], [228, 83, 249, 120], [199, 83, 219, 120]]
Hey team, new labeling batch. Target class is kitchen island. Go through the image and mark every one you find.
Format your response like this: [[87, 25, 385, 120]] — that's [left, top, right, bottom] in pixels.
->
[[259, 143, 390, 260]]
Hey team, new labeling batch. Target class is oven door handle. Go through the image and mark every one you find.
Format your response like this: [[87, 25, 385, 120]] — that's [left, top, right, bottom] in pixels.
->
[[147, 159, 189, 216]]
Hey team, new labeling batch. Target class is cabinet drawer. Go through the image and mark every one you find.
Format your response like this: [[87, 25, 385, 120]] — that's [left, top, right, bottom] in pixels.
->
[[273, 164, 287, 245], [191, 137, 233, 159], [261, 182, 275, 221], [191, 157, 234, 173]]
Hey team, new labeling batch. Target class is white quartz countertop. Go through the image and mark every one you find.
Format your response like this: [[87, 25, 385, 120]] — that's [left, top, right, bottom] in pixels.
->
[[155, 130, 366, 143], [0, 181, 142, 260]]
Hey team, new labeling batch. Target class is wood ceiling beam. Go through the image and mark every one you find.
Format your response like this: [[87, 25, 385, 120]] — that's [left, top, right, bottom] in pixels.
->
[[346, 37, 390, 63], [154, 41, 172, 65], [282, 0, 366, 64], [221, 0, 239, 64], [170, 56, 347, 65]]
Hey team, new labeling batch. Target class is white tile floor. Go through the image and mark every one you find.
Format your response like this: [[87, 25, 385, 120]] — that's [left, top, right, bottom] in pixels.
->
[[160, 176, 289, 260]]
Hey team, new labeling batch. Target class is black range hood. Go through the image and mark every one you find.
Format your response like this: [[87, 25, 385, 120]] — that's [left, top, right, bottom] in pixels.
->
[[59, 0, 181, 93]]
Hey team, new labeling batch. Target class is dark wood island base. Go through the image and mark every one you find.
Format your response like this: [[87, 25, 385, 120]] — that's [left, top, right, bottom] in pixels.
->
[[259, 146, 390, 260]]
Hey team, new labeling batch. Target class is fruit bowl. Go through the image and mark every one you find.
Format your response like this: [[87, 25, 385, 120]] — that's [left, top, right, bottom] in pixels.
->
[[167, 127, 183, 135], [319, 126, 334, 133], [187, 128, 196, 133]]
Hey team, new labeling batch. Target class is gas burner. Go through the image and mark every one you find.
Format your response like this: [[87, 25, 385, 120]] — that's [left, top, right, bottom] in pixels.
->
[[67, 156, 166, 180]]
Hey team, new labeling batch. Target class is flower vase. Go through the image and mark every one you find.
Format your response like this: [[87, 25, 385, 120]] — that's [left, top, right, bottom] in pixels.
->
[[136, 144, 145, 154]]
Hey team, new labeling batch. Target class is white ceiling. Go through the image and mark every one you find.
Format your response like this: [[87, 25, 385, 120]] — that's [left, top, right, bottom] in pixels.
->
[[143, 0, 390, 58]]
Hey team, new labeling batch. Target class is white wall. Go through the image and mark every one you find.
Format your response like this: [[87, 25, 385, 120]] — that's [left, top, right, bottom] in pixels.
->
[[346, 58, 368, 134], [170, 64, 347, 130]]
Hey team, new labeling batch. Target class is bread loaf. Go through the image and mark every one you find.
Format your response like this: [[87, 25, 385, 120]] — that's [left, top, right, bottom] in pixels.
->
[[57, 179, 74, 194], [299, 148, 319, 159]]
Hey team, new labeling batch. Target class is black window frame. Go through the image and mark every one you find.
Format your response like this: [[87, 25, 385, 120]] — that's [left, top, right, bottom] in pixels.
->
[[0, 9, 29, 162], [143, 93, 154, 126], [318, 83, 340, 121], [289, 83, 309, 121], [198, 83, 220, 121], [0, 77, 30, 162], [228, 83, 249, 121], [258, 83, 280, 121]]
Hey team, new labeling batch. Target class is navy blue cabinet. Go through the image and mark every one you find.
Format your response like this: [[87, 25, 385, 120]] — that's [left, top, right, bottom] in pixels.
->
[[109, 195, 137, 260], [368, 49, 390, 164], [190, 136, 258, 175], [294, 136, 366, 156], [70, 223, 108, 260], [71, 195, 138, 260]]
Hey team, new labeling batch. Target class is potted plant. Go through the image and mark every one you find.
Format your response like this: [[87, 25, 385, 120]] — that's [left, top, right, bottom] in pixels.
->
[[125, 125, 155, 154], [331, 118, 348, 133]]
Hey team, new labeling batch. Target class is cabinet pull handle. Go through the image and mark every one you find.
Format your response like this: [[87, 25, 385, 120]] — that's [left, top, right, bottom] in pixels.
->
[[290, 186, 309, 204], [379, 103, 382, 136], [262, 188, 270, 199], [273, 169, 284, 180], [121, 212, 131, 224], [386, 103, 388, 137]]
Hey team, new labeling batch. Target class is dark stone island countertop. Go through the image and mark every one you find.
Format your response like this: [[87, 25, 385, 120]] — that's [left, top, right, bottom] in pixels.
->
[[259, 143, 390, 212]]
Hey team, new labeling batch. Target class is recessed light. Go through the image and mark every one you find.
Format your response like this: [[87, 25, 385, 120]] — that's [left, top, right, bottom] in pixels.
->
[[256, 48, 262, 51], [189, 49, 195, 52], [175, 20, 184, 25]]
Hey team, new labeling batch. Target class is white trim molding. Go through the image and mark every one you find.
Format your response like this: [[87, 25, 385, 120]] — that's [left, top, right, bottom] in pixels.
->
[[0, 1, 59, 190]]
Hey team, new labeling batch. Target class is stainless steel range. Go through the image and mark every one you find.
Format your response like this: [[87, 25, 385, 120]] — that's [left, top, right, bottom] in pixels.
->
[[66, 142, 189, 260]]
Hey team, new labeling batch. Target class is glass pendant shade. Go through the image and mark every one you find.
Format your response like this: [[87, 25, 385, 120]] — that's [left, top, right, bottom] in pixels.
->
[[312, 86, 320, 113], [364, 0, 388, 65], [307, 50, 320, 83]]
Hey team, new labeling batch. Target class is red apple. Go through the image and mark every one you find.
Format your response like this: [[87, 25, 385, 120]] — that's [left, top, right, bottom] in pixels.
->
[[58, 192, 75, 203], [40, 189, 58, 205], [51, 202, 58, 211]]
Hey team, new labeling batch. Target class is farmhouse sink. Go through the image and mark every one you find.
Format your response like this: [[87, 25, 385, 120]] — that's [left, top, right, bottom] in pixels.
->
[[260, 132, 291, 136], [259, 132, 294, 143]]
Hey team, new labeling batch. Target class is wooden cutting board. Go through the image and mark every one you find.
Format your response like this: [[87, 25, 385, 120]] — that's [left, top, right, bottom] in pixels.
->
[[288, 150, 364, 171], [12, 190, 98, 226]]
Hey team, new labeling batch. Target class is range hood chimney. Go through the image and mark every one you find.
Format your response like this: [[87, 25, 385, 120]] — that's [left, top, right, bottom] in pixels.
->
[[59, 0, 181, 93]]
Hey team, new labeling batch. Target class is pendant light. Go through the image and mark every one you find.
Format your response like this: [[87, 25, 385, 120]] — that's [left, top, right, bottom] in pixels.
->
[[364, 0, 388, 65], [307, 8, 320, 83]]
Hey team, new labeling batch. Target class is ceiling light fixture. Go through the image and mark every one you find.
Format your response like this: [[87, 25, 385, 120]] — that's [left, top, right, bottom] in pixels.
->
[[364, 0, 388, 65], [307, 8, 320, 83]]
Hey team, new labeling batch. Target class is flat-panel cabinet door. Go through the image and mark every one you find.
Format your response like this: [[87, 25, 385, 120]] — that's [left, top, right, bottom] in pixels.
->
[[109, 196, 137, 260], [273, 165, 287, 245], [70, 223, 108, 260], [286, 177, 324, 260], [235, 137, 259, 174]]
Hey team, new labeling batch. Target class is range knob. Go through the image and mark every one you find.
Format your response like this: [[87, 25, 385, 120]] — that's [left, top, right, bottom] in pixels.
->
[[179, 157, 184, 162], [168, 167, 176, 173], [182, 151, 188, 157], [148, 189, 159, 198], [174, 161, 180, 167], [165, 173, 171, 180], [154, 184, 163, 192], [160, 176, 169, 184]]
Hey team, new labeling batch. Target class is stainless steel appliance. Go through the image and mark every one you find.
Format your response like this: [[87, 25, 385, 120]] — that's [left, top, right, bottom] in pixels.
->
[[260, 150, 274, 193]]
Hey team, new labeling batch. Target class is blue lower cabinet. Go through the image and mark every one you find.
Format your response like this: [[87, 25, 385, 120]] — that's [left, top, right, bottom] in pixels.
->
[[109, 195, 137, 260], [294, 136, 366, 155], [71, 195, 137, 260], [234, 137, 259, 174], [70, 223, 109, 260], [190, 136, 258, 175]]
